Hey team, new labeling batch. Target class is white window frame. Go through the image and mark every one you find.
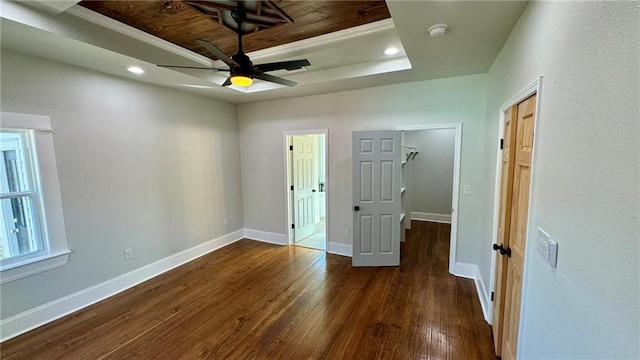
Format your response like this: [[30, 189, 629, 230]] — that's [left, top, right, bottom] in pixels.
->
[[0, 112, 70, 284], [0, 130, 45, 260]]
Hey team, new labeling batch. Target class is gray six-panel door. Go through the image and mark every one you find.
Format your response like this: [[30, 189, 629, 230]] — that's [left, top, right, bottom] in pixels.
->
[[352, 131, 401, 266]]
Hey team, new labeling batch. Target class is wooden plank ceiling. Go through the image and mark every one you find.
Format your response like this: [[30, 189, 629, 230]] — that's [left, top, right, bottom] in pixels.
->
[[79, 0, 391, 61]]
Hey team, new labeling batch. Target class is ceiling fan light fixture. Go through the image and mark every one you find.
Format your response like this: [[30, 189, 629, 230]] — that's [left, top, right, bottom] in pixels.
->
[[231, 74, 253, 87], [160, 4, 308, 89]]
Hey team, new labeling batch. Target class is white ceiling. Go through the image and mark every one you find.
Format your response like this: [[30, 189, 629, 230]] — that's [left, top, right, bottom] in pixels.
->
[[0, 0, 528, 104]]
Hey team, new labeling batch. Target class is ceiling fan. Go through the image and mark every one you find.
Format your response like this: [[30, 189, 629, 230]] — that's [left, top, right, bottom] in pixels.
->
[[157, 2, 310, 88]]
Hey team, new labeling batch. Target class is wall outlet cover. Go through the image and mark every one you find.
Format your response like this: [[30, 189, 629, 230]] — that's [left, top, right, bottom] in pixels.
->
[[124, 248, 133, 260]]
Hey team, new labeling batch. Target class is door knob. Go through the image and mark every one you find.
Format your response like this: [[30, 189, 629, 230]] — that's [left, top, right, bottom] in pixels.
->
[[312, 189, 317, 192], [354, 206, 360, 211], [492, 243, 511, 257]]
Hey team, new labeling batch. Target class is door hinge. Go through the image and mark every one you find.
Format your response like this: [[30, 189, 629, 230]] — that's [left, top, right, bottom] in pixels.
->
[[291, 223, 295, 229], [499, 138, 504, 150], [290, 185, 294, 191], [491, 291, 495, 302], [289, 145, 293, 151]]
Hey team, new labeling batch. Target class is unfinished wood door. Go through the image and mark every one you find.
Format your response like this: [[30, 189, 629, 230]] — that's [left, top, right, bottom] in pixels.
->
[[492, 105, 517, 355], [494, 94, 537, 360]]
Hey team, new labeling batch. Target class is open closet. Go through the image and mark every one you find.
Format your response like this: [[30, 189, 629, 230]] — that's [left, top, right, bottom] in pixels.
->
[[352, 126, 460, 269], [400, 141, 419, 242]]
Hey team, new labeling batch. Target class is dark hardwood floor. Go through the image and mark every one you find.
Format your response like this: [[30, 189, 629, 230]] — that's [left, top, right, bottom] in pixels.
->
[[1, 221, 496, 359]]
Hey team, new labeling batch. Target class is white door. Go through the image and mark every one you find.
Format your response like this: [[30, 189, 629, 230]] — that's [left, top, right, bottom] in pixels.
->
[[292, 135, 316, 242], [352, 131, 401, 266]]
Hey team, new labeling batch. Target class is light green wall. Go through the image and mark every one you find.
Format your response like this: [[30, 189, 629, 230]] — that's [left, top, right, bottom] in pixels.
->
[[404, 129, 456, 216], [238, 74, 489, 266], [482, 2, 639, 358], [0, 49, 244, 319]]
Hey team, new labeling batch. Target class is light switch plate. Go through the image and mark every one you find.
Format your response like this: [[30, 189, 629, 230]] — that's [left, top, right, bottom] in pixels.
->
[[548, 238, 558, 267], [536, 227, 558, 267], [463, 185, 472, 195], [536, 228, 550, 259]]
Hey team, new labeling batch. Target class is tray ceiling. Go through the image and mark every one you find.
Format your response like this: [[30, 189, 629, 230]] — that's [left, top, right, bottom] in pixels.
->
[[1, 1, 528, 103], [79, 0, 391, 62]]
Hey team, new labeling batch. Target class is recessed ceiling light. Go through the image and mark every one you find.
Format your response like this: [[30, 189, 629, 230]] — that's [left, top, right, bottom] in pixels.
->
[[180, 84, 215, 89], [383, 47, 400, 56], [127, 66, 145, 74]]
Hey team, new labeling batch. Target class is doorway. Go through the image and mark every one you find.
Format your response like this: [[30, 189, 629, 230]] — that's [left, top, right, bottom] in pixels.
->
[[403, 129, 457, 226], [285, 130, 328, 251], [350, 126, 461, 269], [397, 124, 462, 274]]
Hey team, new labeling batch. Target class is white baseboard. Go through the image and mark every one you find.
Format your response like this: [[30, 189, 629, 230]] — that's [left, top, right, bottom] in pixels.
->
[[453, 262, 476, 279], [243, 229, 287, 245], [474, 269, 491, 324], [327, 242, 352, 257], [454, 262, 491, 323], [411, 211, 452, 224], [0, 229, 245, 342]]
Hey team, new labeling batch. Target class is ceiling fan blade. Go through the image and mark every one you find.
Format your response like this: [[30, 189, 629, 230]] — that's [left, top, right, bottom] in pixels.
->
[[222, 76, 233, 87], [254, 73, 298, 87], [156, 65, 229, 71], [196, 39, 239, 67], [255, 59, 310, 73]]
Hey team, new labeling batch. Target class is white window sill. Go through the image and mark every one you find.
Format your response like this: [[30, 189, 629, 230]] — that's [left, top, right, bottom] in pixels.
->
[[0, 250, 71, 284]]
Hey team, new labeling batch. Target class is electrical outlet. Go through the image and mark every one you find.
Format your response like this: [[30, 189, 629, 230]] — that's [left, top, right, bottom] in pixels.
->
[[344, 227, 351, 236], [124, 248, 133, 260], [224, 218, 228, 226]]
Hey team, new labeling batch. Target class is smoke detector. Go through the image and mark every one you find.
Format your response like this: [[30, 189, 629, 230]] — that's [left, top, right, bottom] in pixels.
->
[[428, 23, 448, 37]]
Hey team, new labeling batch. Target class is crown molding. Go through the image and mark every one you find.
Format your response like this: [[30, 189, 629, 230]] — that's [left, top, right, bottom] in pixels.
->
[[247, 18, 396, 60], [65, 5, 395, 65], [65, 5, 214, 66]]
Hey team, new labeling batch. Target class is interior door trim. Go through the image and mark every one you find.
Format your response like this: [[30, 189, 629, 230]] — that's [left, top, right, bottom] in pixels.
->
[[488, 76, 544, 359], [283, 129, 329, 251], [396, 123, 462, 276]]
